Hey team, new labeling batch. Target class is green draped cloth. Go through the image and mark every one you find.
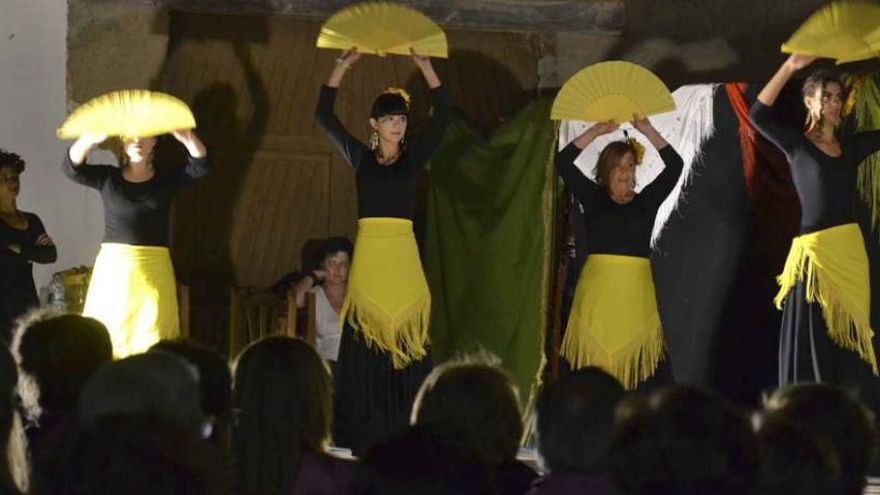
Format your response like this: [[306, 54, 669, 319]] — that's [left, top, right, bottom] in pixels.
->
[[425, 97, 556, 402]]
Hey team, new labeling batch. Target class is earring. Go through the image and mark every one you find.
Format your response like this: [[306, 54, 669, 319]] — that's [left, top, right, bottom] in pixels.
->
[[399, 136, 405, 148], [369, 131, 379, 151]]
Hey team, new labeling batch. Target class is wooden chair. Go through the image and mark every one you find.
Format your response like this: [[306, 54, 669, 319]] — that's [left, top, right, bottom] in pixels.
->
[[290, 291, 317, 347], [177, 282, 191, 340], [227, 287, 296, 361]]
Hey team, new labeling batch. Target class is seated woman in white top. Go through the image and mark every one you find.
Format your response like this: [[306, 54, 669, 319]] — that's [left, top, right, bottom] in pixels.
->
[[292, 237, 352, 363]]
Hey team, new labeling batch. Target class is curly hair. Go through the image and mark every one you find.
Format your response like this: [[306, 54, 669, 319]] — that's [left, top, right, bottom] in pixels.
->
[[0, 150, 24, 174]]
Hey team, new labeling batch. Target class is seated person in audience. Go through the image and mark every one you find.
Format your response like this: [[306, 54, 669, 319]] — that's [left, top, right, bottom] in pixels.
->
[[350, 425, 493, 495], [63, 413, 229, 495], [609, 386, 759, 495], [530, 367, 625, 495], [150, 339, 232, 449], [11, 310, 113, 495], [763, 384, 877, 495], [289, 237, 352, 363], [233, 336, 352, 495], [78, 352, 206, 438], [0, 345, 26, 495], [411, 354, 537, 495], [752, 414, 841, 495]]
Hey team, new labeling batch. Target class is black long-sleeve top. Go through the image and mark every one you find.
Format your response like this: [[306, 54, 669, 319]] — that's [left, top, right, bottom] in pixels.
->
[[0, 212, 57, 338], [315, 85, 451, 220], [750, 101, 880, 234], [62, 152, 210, 246], [556, 143, 684, 258]]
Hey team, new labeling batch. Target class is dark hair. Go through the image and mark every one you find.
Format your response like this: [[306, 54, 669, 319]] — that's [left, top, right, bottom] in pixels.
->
[[754, 415, 841, 495], [536, 367, 625, 474], [350, 426, 493, 495], [319, 236, 353, 265], [411, 356, 522, 466], [232, 336, 332, 495], [802, 69, 845, 131], [63, 413, 229, 495], [609, 385, 759, 495], [594, 141, 637, 189], [78, 352, 204, 436], [0, 149, 24, 174], [149, 340, 232, 445], [0, 347, 23, 495], [12, 311, 113, 420], [371, 92, 409, 119], [763, 384, 877, 495]]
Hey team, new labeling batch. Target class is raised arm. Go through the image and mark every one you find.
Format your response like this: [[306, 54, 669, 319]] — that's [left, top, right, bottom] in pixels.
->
[[410, 53, 451, 166], [556, 121, 619, 205], [166, 129, 210, 187], [63, 133, 112, 189], [750, 54, 818, 157], [631, 117, 683, 206], [315, 49, 366, 169]]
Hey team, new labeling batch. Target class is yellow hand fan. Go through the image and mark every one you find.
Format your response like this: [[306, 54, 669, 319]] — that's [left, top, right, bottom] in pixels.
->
[[551, 61, 675, 123], [317, 2, 448, 58], [781, 0, 880, 64], [57, 90, 196, 139]]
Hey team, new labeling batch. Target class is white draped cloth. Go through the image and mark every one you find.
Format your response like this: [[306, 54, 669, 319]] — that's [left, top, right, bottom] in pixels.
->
[[558, 84, 719, 247]]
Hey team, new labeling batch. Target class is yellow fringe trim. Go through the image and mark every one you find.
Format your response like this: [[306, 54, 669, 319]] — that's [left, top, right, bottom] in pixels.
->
[[560, 320, 665, 391], [774, 238, 878, 375], [342, 288, 430, 370]]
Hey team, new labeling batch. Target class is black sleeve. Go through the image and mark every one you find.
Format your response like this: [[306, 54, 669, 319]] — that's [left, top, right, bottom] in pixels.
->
[[315, 85, 366, 170], [411, 85, 452, 167], [166, 153, 211, 191], [853, 130, 880, 165], [62, 149, 112, 189], [556, 142, 602, 206], [640, 145, 685, 208], [19, 215, 57, 264], [749, 100, 802, 158]]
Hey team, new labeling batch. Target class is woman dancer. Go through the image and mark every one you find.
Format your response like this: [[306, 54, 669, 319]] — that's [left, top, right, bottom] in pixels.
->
[[556, 117, 683, 390], [751, 54, 880, 409], [64, 130, 207, 357], [315, 48, 450, 454]]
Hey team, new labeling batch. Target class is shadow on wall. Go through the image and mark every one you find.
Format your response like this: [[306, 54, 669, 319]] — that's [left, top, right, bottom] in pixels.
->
[[148, 11, 271, 351]]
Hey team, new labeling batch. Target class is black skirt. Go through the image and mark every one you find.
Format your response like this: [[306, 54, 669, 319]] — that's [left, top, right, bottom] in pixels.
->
[[779, 279, 880, 413], [332, 322, 432, 456]]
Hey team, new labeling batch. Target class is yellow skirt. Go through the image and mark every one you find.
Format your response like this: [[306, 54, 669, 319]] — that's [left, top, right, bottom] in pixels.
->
[[342, 218, 430, 369], [562, 254, 664, 390], [83, 243, 179, 358], [775, 223, 876, 374]]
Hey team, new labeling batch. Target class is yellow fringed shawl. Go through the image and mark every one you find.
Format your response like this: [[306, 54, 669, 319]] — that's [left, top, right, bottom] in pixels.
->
[[342, 218, 430, 369], [774, 223, 877, 374]]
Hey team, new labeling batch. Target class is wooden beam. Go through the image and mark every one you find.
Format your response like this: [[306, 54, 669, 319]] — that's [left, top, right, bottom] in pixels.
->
[[84, 0, 626, 33]]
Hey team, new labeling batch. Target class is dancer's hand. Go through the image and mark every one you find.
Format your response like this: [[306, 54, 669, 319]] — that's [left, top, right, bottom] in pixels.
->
[[171, 129, 207, 158], [784, 53, 819, 71], [572, 121, 618, 149], [336, 48, 362, 69], [80, 133, 108, 147], [590, 120, 620, 136], [411, 48, 441, 88], [411, 48, 432, 70], [68, 133, 108, 165], [631, 115, 654, 134]]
